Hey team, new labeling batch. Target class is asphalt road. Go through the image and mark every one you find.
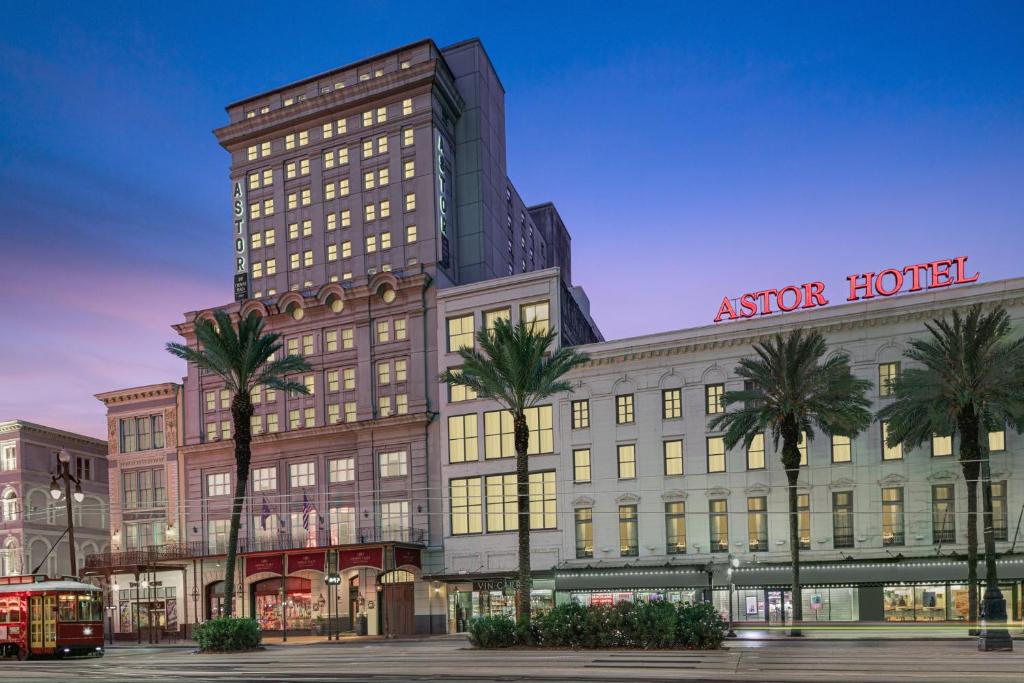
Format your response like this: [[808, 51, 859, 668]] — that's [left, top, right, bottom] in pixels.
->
[[1, 637, 1021, 682]]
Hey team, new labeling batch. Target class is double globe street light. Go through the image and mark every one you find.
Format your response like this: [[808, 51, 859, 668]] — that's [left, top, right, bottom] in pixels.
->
[[49, 447, 85, 577], [726, 555, 740, 638]]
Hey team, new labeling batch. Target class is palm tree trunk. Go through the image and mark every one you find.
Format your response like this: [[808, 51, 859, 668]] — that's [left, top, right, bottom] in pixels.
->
[[787, 467, 802, 636], [978, 444, 1011, 650], [513, 411, 532, 640], [959, 414, 980, 632], [223, 395, 254, 619]]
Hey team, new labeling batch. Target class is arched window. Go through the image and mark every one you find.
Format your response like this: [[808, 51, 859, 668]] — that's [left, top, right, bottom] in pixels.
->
[[1, 489, 18, 522], [1, 537, 21, 576]]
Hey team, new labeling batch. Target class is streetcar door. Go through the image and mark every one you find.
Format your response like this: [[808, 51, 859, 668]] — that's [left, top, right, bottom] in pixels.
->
[[43, 596, 57, 648], [29, 597, 42, 649]]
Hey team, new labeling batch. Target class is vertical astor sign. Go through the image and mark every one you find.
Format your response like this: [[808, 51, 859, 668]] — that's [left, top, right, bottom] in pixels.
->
[[434, 127, 453, 269], [233, 179, 249, 301]]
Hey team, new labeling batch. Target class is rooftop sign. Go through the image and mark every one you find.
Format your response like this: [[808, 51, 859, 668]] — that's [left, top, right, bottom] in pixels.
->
[[714, 256, 979, 323]]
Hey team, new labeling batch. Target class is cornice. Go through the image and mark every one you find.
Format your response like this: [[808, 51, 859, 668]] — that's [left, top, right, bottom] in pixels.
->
[[0, 421, 107, 449], [95, 383, 180, 406]]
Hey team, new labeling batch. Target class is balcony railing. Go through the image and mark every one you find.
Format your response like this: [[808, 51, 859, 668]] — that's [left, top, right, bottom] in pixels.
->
[[83, 542, 203, 571], [213, 527, 427, 556]]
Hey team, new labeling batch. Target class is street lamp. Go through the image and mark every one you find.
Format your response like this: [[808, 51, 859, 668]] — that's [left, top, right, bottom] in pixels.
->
[[50, 448, 85, 576], [727, 556, 740, 638]]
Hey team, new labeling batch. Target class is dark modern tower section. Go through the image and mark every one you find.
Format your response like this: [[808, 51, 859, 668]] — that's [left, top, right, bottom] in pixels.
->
[[527, 203, 572, 287]]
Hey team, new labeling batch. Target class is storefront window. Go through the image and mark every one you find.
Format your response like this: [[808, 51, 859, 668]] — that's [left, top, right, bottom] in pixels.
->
[[884, 586, 915, 621], [253, 577, 313, 631]]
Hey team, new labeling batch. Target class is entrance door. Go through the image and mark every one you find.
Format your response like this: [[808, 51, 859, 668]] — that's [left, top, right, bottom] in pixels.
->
[[29, 596, 42, 649], [348, 576, 360, 631], [29, 596, 57, 651], [767, 590, 793, 624], [383, 584, 415, 635]]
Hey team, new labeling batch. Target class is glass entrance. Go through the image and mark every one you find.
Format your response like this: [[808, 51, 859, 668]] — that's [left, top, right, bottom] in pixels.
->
[[767, 590, 792, 624]]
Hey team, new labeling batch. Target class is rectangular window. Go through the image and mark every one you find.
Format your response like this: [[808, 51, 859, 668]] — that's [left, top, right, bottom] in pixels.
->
[[328, 506, 356, 545], [485, 474, 517, 532], [395, 358, 407, 382], [747, 496, 768, 552], [705, 384, 725, 415], [448, 369, 478, 403], [448, 415, 479, 463], [343, 368, 356, 390], [520, 301, 549, 334], [328, 457, 354, 483], [832, 435, 852, 463], [252, 467, 277, 492], [0, 442, 15, 471], [380, 500, 410, 541], [992, 481, 1008, 541], [402, 98, 413, 115], [575, 508, 593, 559], [932, 434, 953, 457], [377, 320, 390, 343], [746, 433, 766, 470], [404, 192, 416, 211], [618, 505, 639, 557], [342, 328, 354, 349], [378, 396, 392, 417], [289, 462, 315, 488], [326, 370, 339, 393], [288, 409, 300, 430], [525, 405, 554, 454], [450, 477, 482, 535], [881, 421, 903, 460], [573, 448, 591, 483], [797, 493, 810, 550], [403, 159, 415, 179], [662, 388, 682, 419], [304, 407, 315, 428], [664, 439, 684, 476], [267, 414, 279, 432], [406, 225, 417, 243], [798, 431, 808, 466], [989, 430, 1006, 452], [344, 402, 357, 422], [665, 502, 686, 554], [206, 519, 230, 554], [447, 314, 474, 351], [394, 319, 407, 340], [616, 394, 635, 424], [706, 436, 726, 473], [327, 403, 339, 423], [932, 484, 955, 544], [379, 450, 408, 478], [484, 410, 515, 459], [220, 420, 231, 439], [832, 491, 855, 548], [120, 417, 138, 452], [303, 373, 315, 395], [879, 362, 900, 397], [402, 128, 414, 146], [529, 471, 557, 530], [206, 472, 231, 497], [882, 487, 905, 546], [709, 499, 729, 552], [377, 361, 391, 385], [571, 399, 590, 429], [617, 443, 636, 479]]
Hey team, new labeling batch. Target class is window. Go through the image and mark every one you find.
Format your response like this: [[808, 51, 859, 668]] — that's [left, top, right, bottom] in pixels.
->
[[706, 436, 726, 473], [482, 308, 510, 337], [327, 403, 340, 423], [377, 320, 390, 343], [402, 128, 414, 146], [379, 450, 408, 478], [747, 497, 768, 552], [395, 359, 407, 382], [267, 414, 279, 433], [378, 396, 392, 417], [992, 481, 1008, 541], [450, 477, 482, 535], [303, 374, 315, 395], [207, 472, 230, 497], [0, 443, 15, 471], [403, 159, 415, 178], [520, 301, 549, 334], [394, 319, 407, 340], [878, 362, 900, 397], [881, 421, 902, 460], [662, 388, 682, 419], [573, 448, 591, 483], [571, 400, 590, 429], [448, 369, 478, 402], [402, 98, 413, 115], [377, 361, 391, 385], [252, 467, 277, 492], [666, 502, 686, 554], [289, 462, 315, 488], [344, 402, 357, 422], [304, 407, 315, 428], [404, 192, 416, 211], [124, 520, 166, 550], [746, 433, 765, 470], [709, 499, 729, 552], [798, 431, 808, 466], [342, 328, 354, 349], [484, 410, 514, 459], [705, 384, 725, 415], [664, 439, 684, 476], [525, 405, 554, 454], [328, 506, 356, 545], [932, 484, 955, 544], [575, 508, 593, 559], [618, 505, 638, 557], [406, 225, 417, 243], [119, 415, 165, 453], [288, 409, 300, 430], [328, 457, 354, 483], [797, 493, 810, 549], [447, 315, 474, 351], [832, 435, 852, 463], [882, 487, 905, 546], [832, 491, 854, 548], [616, 394, 634, 424], [988, 430, 1006, 452], [485, 474, 517, 532], [121, 468, 165, 510], [380, 501, 410, 541], [342, 367, 356, 391], [448, 415, 479, 463], [932, 434, 953, 457], [396, 394, 408, 415], [617, 444, 636, 479], [206, 519, 229, 554]]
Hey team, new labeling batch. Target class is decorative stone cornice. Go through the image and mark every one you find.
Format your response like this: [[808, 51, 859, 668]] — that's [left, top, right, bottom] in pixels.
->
[[878, 472, 908, 486], [828, 477, 856, 490], [95, 383, 180, 406], [615, 493, 641, 505], [705, 487, 731, 498], [0, 420, 107, 448], [744, 482, 771, 496], [660, 490, 688, 502], [927, 469, 958, 482], [573, 495, 595, 508]]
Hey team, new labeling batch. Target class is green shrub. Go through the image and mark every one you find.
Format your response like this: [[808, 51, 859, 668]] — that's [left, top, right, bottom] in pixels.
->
[[466, 615, 518, 648], [675, 601, 727, 650], [193, 617, 262, 652]]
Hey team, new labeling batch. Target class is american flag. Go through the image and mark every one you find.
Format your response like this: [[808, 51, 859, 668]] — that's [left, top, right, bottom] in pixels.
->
[[302, 491, 311, 530], [259, 497, 271, 530]]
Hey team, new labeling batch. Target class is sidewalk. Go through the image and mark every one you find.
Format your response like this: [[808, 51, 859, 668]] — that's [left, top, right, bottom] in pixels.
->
[[106, 633, 465, 649], [731, 623, 1024, 641]]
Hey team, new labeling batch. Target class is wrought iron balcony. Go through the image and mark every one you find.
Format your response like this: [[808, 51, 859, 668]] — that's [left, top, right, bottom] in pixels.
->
[[83, 542, 204, 571]]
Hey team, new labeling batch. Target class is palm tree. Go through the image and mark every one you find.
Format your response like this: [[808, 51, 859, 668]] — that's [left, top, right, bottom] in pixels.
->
[[709, 329, 873, 636], [440, 317, 589, 635], [168, 309, 310, 618], [878, 304, 1023, 647]]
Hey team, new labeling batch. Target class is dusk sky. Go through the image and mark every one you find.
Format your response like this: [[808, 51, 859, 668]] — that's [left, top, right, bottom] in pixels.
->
[[1, 2, 1022, 439]]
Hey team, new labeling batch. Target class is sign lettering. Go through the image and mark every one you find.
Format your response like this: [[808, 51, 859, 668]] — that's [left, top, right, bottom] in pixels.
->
[[435, 128, 453, 269], [232, 180, 249, 301], [714, 256, 979, 323]]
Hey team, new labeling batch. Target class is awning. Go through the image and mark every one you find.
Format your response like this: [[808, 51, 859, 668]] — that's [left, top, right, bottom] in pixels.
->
[[555, 566, 709, 591], [732, 555, 1024, 588]]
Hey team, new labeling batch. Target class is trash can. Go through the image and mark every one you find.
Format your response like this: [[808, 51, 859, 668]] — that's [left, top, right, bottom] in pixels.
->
[[356, 615, 367, 636]]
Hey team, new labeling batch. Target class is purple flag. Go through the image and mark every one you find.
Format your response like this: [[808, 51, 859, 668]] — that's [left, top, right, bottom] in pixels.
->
[[302, 491, 311, 530], [260, 497, 271, 530]]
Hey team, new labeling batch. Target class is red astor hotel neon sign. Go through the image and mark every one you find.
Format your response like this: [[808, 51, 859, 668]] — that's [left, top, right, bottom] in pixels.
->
[[714, 256, 979, 323]]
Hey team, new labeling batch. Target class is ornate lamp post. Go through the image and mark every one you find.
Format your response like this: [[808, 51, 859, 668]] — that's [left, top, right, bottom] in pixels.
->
[[49, 448, 85, 576], [726, 556, 740, 638]]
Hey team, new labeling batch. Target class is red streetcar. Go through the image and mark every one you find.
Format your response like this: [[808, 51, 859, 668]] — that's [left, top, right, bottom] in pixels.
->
[[0, 575, 104, 660]]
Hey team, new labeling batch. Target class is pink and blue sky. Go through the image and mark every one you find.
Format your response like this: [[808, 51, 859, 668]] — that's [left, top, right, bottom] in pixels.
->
[[1, 2, 1022, 439]]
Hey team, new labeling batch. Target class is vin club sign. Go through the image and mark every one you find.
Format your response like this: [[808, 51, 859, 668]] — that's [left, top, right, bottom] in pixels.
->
[[714, 256, 979, 323]]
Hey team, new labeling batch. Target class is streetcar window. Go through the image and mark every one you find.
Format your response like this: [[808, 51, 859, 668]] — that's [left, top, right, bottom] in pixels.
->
[[10, 601, 21, 622], [59, 594, 78, 621], [79, 595, 102, 621]]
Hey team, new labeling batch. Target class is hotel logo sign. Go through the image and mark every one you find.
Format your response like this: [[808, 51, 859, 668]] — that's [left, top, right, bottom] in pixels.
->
[[435, 127, 453, 269], [714, 256, 979, 323], [232, 179, 249, 302]]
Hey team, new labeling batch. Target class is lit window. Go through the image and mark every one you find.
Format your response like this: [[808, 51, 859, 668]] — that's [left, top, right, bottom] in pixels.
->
[[289, 462, 316, 488], [707, 436, 726, 473], [288, 409, 300, 430], [289, 253, 300, 270], [662, 388, 682, 419], [266, 258, 276, 275], [366, 235, 377, 253], [379, 450, 407, 478], [261, 141, 270, 157], [483, 410, 515, 459], [450, 477, 483, 535], [362, 111, 373, 127], [206, 472, 230, 497], [525, 405, 553, 454], [402, 128, 414, 147], [327, 244, 337, 261], [342, 328, 354, 349], [448, 414, 479, 463], [362, 140, 373, 158], [447, 314, 474, 351], [989, 430, 1006, 452], [252, 467, 276, 492], [396, 394, 407, 415], [304, 407, 315, 428], [252, 261, 263, 279], [403, 160, 415, 179], [404, 193, 416, 211], [394, 319, 407, 340], [344, 401, 357, 422], [832, 435, 852, 463], [329, 458, 354, 483], [932, 434, 953, 457], [798, 431, 808, 466], [406, 225, 417, 243], [365, 204, 377, 222], [377, 135, 388, 154], [402, 98, 412, 115], [343, 368, 356, 391], [221, 420, 231, 440], [395, 358, 407, 382], [664, 439, 684, 476], [617, 444, 636, 479], [364, 170, 376, 190], [303, 374, 315, 395], [520, 301, 549, 334], [267, 414, 279, 433], [303, 250, 313, 267], [327, 370, 339, 392], [380, 200, 390, 218], [573, 448, 591, 483], [381, 231, 391, 249], [448, 368, 477, 402], [265, 229, 276, 246], [746, 433, 765, 470], [571, 400, 589, 429], [881, 421, 903, 460], [705, 384, 725, 414], [879, 362, 900, 397], [341, 209, 351, 227], [616, 394, 634, 424], [377, 361, 391, 385]]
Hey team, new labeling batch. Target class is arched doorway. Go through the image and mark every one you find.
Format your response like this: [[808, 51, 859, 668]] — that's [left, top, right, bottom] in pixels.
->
[[251, 577, 313, 632], [348, 575, 360, 631], [378, 570, 415, 636], [205, 581, 225, 620]]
